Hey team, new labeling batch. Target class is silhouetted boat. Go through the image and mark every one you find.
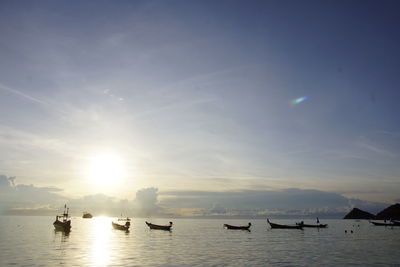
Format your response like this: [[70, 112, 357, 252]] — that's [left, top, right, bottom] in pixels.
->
[[53, 204, 71, 232], [391, 220, 400, 226], [145, 221, 173, 231], [296, 221, 328, 228], [223, 222, 251, 230], [267, 219, 303, 229], [82, 212, 93, 219], [112, 217, 131, 231], [298, 223, 327, 228], [370, 221, 396, 226]]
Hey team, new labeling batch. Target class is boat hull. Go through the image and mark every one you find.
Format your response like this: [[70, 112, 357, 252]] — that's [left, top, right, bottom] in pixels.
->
[[268, 222, 303, 229], [53, 220, 71, 232], [297, 223, 328, 228], [112, 222, 130, 231], [223, 224, 251, 230], [370, 221, 398, 226], [146, 222, 172, 231]]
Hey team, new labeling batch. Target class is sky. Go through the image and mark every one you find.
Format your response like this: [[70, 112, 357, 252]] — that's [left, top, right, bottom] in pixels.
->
[[0, 0, 399, 217]]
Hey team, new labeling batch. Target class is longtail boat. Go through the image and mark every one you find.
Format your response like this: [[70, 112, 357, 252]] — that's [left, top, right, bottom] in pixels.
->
[[391, 220, 400, 226], [296, 223, 328, 228], [223, 222, 251, 230], [145, 221, 173, 231], [304, 223, 327, 228], [296, 220, 328, 228], [370, 221, 397, 226], [112, 217, 131, 231], [267, 219, 303, 229], [53, 204, 71, 232]]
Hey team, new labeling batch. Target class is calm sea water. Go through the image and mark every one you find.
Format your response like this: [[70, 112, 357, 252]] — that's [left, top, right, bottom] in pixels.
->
[[0, 216, 399, 266]]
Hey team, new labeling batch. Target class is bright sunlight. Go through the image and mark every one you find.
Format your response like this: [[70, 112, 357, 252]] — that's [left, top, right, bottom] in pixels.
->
[[89, 154, 125, 186]]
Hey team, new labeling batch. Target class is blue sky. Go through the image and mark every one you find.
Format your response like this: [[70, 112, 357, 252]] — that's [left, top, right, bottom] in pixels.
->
[[0, 0, 399, 215]]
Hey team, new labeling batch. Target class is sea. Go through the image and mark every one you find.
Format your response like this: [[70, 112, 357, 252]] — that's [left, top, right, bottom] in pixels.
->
[[0, 216, 399, 266]]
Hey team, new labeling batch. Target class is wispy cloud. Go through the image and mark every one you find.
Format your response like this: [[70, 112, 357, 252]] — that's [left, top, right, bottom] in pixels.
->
[[129, 64, 255, 121], [356, 136, 396, 158], [0, 82, 68, 116], [133, 97, 216, 121], [321, 149, 369, 161], [0, 82, 48, 106], [0, 125, 77, 159]]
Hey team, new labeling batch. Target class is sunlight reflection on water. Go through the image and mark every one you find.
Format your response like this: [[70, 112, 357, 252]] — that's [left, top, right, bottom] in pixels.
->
[[1, 217, 400, 266], [90, 217, 111, 266]]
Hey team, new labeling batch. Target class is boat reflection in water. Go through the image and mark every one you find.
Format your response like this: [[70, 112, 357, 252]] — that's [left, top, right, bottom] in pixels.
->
[[53, 227, 70, 264]]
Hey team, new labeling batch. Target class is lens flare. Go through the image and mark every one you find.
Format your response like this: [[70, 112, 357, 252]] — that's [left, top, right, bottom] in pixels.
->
[[290, 96, 308, 106]]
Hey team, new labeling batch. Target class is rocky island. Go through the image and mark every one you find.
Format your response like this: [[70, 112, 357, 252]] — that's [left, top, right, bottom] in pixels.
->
[[343, 207, 376, 219], [343, 203, 400, 220]]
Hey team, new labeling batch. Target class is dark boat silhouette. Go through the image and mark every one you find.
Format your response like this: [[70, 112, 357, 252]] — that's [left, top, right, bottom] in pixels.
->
[[82, 212, 93, 219], [223, 222, 251, 230], [391, 220, 400, 226], [112, 217, 131, 231], [370, 221, 398, 226], [296, 223, 328, 228], [296, 219, 328, 228], [267, 219, 303, 229], [53, 204, 71, 232], [145, 221, 173, 231]]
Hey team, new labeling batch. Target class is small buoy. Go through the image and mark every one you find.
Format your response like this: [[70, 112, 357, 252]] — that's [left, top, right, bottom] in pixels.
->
[[351, 230, 353, 233], [345, 230, 347, 233]]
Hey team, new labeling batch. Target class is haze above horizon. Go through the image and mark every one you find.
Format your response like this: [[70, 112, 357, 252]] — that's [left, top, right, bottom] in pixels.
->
[[1, 0, 399, 217]]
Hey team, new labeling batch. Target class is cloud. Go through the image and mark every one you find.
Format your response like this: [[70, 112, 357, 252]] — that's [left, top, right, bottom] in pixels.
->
[[8, 176, 16, 187], [133, 187, 163, 217], [0, 175, 66, 214], [0, 175, 166, 217], [356, 136, 397, 158], [0, 82, 68, 116], [209, 204, 228, 215], [5, 205, 59, 216], [159, 188, 388, 218], [0, 82, 48, 106], [0, 175, 10, 187], [68, 194, 132, 216], [347, 198, 389, 215], [0, 174, 390, 218], [0, 125, 77, 159], [0, 175, 124, 216]]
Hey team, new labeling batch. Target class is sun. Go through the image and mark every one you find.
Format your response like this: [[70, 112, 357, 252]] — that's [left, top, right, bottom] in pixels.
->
[[89, 154, 125, 186]]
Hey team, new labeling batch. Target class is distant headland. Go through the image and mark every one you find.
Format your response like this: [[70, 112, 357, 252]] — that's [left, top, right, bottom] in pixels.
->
[[344, 203, 400, 220]]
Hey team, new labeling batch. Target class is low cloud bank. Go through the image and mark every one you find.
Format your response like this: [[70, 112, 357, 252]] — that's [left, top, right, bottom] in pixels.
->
[[159, 189, 388, 218], [0, 175, 165, 217], [0, 175, 389, 218], [0, 175, 67, 215]]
